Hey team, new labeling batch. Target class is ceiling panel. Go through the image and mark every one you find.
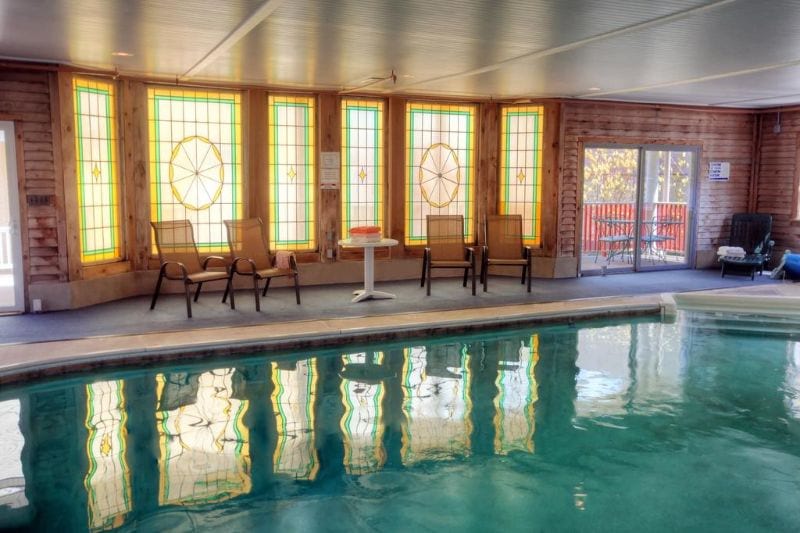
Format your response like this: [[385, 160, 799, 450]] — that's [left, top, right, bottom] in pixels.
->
[[2, 0, 800, 107]]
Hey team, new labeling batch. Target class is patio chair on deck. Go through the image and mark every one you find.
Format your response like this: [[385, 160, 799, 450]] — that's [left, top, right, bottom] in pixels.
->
[[223, 218, 301, 311], [481, 214, 532, 292], [421, 215, 476, 296], [719, 213, 774, 279], [150, 219, 231, 318]]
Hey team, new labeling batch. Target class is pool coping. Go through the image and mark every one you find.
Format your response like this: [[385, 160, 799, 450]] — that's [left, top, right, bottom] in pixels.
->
[[0, 294, 664, 385]]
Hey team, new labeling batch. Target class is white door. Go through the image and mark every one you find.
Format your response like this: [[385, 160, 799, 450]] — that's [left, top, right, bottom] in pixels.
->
[[0, 121, 24, 313]]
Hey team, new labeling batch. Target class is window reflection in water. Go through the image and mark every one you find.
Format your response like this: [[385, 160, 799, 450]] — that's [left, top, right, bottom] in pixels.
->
[[84, 380, 131, 531], [271, 359, 319, 480], [0, 399, 27, 511], [401, 344, 473, 464], [493, 336, 539, 455], [156, 369, 251, 505], [339, 352, 387, 475], [575, 325, 632, 417], [787, 343, 800, 419]]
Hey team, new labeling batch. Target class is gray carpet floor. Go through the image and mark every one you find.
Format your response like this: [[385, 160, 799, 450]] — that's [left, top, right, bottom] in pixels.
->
[[0, 269, 781, 345]]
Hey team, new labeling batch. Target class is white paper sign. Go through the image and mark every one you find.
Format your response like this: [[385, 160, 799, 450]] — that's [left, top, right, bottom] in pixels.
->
[[709, 161, 730, 181], [320, 168, 339, 189], [321, 151, 340, 169]]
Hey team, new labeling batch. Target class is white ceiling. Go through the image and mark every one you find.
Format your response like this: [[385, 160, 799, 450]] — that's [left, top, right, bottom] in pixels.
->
[[2, 0, 800, 108]]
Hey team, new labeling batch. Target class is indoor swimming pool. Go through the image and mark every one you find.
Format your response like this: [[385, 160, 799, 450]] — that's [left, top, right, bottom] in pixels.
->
[[1, 312, 799, 532]]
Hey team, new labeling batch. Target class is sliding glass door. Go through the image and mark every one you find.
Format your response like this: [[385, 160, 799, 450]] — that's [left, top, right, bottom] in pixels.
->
[[581, 145, 696, 275]]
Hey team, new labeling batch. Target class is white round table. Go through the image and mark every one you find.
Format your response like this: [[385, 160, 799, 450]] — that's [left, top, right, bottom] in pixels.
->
[[338, 238, 399, 302]]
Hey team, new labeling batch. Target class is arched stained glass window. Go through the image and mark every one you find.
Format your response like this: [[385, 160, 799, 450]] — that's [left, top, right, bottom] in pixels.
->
[[405, 102, 476, 245], [268, 95, 316, 251], [148, 88, 242, 253], [341, 99, 384, 237], [499, 105, 544, 246], [73, 78, 122, 263]]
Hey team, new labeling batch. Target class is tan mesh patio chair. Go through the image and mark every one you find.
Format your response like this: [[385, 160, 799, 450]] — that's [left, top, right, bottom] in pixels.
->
[[481, 214, 532, 292], [150, 219, 231, 318], [420, 215, 476, 296], [223, 218, 301, 311]]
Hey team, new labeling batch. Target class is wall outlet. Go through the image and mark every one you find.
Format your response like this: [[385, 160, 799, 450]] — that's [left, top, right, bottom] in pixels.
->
[[32, 298, 42, 313], [326, 248, 334, 259]]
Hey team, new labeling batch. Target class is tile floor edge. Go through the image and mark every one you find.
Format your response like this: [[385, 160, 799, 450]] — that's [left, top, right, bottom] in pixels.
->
[[0, 296, 663, 384]]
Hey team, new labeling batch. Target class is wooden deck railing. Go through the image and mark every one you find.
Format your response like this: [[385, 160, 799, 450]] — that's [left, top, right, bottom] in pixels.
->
[[582, 202, 687, 255]]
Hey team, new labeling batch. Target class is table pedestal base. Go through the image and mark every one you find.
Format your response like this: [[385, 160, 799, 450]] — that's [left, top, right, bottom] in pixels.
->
[[351, 289, 396, 303]]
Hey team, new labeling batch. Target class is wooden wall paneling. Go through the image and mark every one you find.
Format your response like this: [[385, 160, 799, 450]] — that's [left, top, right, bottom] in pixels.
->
[[247, 90, 268, 224], [318, 93, 340, 262], [48, 72, 69, 282], [387, 96, 407, 256], [0, 69, 61, 283], [56, 71, 81, 281], [121, 80, 151, 270], [477, 102, 498, 245], [12, 119, 31, 305], [540, 102, 561, 257]]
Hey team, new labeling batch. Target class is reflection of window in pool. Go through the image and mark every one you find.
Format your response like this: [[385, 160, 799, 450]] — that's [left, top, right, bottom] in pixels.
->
[[84, 380, 130, 531], [340, 352, 387, 475], [271, 359, 319, 480], [401, 345, 473, 464], [576, 325, 632, 416], [787, 343, 800, 419], [156, 369, 251, 506], [493, 335, 539, 455], [0, 399, 27, 512]]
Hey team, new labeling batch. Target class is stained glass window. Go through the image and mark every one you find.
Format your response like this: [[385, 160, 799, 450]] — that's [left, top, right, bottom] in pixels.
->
[[401, 344, 472, 465], [341, 99, 384, 237], [493, 335, 538, 455], [0, 399, 27, 513], [156, 369, 251, 505], [271, 359, 319, 480], [499, 105, 544, 246], [84, 380, 131, 531], [340, 352, 387, 475], [268, 95, 316, 251], [73, 78, 122, 263], [405, 102, 475, 245], [148, 88, 242, 253]]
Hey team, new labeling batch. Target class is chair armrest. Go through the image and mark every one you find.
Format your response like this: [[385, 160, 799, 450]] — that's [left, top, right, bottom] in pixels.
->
[[202, 255, 228, 270], [161, 260, 189, 280], [523, 245, 533, 259], [465, 247, 475, 260], [231, 257, 258, 274]]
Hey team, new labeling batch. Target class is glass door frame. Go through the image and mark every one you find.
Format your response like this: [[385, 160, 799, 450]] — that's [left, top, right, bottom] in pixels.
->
[[0, 121, 25, 313], [579, 142, 699, 275]]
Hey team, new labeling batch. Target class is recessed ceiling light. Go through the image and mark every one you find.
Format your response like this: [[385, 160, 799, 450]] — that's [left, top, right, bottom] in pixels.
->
[[111, 51, 134, 57], [587, 87, 601, 91]]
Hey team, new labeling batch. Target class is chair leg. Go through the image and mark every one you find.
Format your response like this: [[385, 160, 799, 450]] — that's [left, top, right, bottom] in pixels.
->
[[462, 266, 468, 287], [482, 257, 488, 292], [426, 262, 432, 296], [471, 256, 476, 296], [253, 275, 261, 312], [184, 283, 193, 318], [420, 250, 428, 287], [293, 274, 301, 305], [193, 282, 203, 302], [721, 263, 726, 278], [262, 278, 271, 297], [227, 274, 236, 310], [520, 265, 526, 284], [150, 269, 165, 310], [526, 257, 532, 293]]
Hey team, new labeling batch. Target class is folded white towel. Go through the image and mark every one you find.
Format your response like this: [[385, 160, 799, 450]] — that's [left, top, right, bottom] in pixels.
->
[[717, 246, 746, 257]]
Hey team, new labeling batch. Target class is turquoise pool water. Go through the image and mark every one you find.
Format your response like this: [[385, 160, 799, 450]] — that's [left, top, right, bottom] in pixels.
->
[[1, 313, 799, 532]]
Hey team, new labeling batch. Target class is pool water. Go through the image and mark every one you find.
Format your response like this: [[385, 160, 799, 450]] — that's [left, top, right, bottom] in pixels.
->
[[1, 313, 799, 532]]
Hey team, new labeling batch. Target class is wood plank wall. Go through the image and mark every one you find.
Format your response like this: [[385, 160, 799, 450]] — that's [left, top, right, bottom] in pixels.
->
[[754, 110, 800, 253], [0, 69, 63, 284], [559, 102, 756, 260]]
